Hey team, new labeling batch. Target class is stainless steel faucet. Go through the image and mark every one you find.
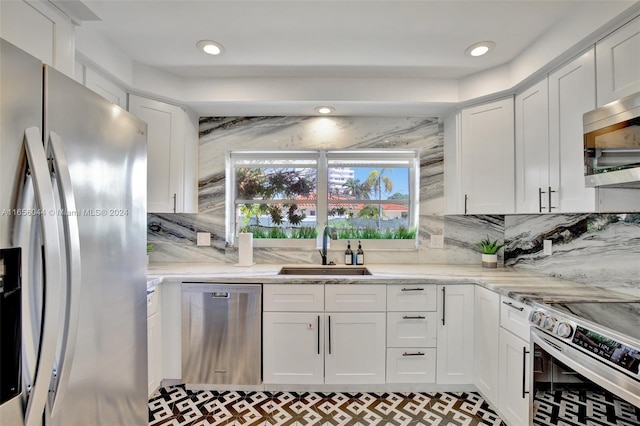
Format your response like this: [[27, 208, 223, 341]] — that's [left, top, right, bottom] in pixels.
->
[[319, 226, 337, 265]]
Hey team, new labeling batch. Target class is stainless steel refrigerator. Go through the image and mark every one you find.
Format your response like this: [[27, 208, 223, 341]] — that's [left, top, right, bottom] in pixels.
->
[[0, 39, 148, 426]]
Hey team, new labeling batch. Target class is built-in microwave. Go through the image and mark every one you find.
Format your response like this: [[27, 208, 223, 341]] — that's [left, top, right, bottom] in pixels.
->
[[583, 91, 640, 188]]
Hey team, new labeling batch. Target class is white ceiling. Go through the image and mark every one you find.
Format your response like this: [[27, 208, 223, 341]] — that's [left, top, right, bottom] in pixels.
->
[[79, 1, 638, 116]]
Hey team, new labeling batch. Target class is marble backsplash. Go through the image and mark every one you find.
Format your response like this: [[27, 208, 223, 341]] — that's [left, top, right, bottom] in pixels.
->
[[148, 116, 503, 266], [147, 115, 639, 296]]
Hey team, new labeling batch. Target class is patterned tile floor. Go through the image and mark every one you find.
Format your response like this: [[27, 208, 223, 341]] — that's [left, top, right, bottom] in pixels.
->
[[148, 385, 506, 426]]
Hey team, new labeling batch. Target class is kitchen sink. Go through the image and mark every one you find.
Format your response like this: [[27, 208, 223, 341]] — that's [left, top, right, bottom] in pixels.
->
[[278, 266, 371, 276]]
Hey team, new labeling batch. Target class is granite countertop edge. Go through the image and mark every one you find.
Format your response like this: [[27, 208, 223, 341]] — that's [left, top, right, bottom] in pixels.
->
[[146, 262, 640, 305]]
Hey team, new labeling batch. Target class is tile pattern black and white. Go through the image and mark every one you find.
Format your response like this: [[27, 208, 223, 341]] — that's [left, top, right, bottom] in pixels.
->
[[533, 389, 640, 425], [149, 385, 505, 426]]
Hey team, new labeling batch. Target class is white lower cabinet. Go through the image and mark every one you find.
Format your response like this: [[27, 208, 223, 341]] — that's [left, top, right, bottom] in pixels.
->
[[263, 284, 386, 385], [498, 328, 531, 426], [436, 285, 475, 384], [474, 286, 500, 403], [263, 312, 324, 384], [386, 348, 436, 384], [325, 312, 386, 384], [147, 286, 162, 396]]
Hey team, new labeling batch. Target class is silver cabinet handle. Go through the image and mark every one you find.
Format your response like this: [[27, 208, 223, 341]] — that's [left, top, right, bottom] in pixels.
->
[[402, 315, 426, 320], [402, 352, 425, 357], [441, 286, 446, 326], [21, 128, 63, 426], [464, 194, 468, 214], [328, 315, 332, 355], [548, 187, 556, 211], [173, 193, 177, 213], [401, 287, 424, 292], [502, 301, 524, 311], [522, 346, 531, 399], [47, 132, 82, 416], [538, 188, 546, 212]]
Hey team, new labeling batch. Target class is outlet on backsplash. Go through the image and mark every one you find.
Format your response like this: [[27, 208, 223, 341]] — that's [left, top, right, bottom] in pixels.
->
[[543, 239, 552, 256], [196, 232, 211, 246]]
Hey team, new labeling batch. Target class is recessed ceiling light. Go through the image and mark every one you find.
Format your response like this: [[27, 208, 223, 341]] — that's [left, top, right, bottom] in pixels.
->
[[465, 41, 495, 57], [315, 106, 335, 114], [197, 40, 224, 56]]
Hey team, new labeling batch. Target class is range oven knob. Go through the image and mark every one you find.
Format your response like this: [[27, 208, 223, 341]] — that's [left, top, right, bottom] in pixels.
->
[[556, 322, 573, 338], [542, 316, 557, 331], [530, 311, 546, 326]]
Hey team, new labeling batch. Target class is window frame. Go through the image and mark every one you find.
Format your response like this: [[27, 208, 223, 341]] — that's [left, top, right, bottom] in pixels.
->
[[227, 149, 419, 249]]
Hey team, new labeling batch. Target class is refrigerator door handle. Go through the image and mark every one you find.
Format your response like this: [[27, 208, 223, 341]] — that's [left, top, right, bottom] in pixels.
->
[[21, 128, 64, 426], [47, 132, 82, 416]]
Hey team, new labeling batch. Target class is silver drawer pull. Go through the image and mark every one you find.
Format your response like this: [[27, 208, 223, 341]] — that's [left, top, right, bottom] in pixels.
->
[[502, 301, 524, 311], [402, 352, 425, 357], [402, 315, 426, 320], [401, 288, 424, 292]]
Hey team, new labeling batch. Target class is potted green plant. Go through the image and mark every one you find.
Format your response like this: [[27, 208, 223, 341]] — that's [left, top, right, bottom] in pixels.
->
[[146, 243, 155, 265], [475, 237, 504, 268]]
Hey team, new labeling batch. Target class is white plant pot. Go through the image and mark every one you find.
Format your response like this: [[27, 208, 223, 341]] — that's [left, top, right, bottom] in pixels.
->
[[481, 253, 498, 268]]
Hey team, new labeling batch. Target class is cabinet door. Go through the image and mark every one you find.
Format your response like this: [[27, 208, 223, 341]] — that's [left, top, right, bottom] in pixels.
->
[[387, 312, 438, 347], [596, 16, 640, 106], [461, 98, 515, 214], [387, 284, 437, 312], [84, 67, 127, 108], [325, 284, 386, 312], [129, 94, 188, 213], [147, 311, 162, 396], [548, 49, 596, 213], [263, 312, 324, 384], [386, 348, 436, 384], [436, 285, 474, 385], [474, 286, 500, 403], [325, 313, 386, 384], [515, 79, 550, 213], [499, 329, 531, 426]]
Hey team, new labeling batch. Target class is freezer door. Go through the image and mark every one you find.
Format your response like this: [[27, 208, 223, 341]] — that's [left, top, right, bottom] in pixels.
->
[[44, 66, 148, 426]]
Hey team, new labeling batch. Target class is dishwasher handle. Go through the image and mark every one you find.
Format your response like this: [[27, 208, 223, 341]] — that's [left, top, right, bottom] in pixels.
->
[[181, 283, 262, 294]]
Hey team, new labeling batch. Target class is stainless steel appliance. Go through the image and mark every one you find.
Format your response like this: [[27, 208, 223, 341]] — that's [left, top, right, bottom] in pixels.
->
[[0, 39, 148, 426], [181, 283, 262, 386], [529, 301, 640, 425], [584, 90, 640, 188]]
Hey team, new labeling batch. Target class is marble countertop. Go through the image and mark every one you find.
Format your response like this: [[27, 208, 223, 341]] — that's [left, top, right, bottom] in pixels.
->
[[147, 263, 640, 304]]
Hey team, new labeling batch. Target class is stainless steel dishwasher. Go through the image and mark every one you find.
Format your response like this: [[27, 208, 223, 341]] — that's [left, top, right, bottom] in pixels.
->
[[181, 282, 262, 385]]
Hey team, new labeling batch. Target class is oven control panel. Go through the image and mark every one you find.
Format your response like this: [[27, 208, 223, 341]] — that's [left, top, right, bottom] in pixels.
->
[[530, 308, 640, 377], [529, 310, 575, 340]]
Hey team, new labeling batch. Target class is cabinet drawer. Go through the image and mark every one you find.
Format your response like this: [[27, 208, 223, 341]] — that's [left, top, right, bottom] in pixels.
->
[[500, 296, 532, 342], [325, 285, 386, 312], [264, 284, 324, 312], [387, 312, 438, 347], [386, 348, 436, 383], [387, 285, 437, 311]]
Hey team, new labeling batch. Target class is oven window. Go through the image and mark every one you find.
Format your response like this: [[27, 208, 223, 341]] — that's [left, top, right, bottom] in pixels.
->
[[533, 343, 640, 425]]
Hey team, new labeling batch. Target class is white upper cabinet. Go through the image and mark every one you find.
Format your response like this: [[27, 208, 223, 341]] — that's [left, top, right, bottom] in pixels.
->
[[515, 79, 551, 214], [84, 67, 127, 109], [129, 94, 198, 213], [596, 15, 640, 106], [548, 48, 597, 213], [0, 0, 75, 76], [460, 98, 515, 214]]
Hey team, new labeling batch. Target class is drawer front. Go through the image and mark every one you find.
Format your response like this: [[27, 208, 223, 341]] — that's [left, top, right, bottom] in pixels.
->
[[386, 348, 436, 383], [387, 312, 438, 347], [500, 296, 532, 341], [387, 285, 437, 312], [325, 285, 386, 312], [264, 284, 324, 312]]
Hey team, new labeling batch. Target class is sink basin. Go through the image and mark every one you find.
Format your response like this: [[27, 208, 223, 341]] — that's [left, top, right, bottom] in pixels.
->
[[278, 266, 371, 276]]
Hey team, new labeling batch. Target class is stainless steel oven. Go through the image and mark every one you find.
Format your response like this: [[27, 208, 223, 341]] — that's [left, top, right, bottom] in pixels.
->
[[529, 302, 640, 425]]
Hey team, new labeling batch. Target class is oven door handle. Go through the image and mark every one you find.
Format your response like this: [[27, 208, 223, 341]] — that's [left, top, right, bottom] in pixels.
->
[[530, 329, 640, 408], [522, 346, 530, 399]]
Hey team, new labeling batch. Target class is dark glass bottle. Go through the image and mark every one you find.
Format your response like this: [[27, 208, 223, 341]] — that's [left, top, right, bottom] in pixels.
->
[[344, 240, 353, 265], [356, 241, 364, 265]]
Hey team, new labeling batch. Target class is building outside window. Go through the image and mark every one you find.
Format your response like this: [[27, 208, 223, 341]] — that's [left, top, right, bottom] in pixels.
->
[[227, 150, 419, 247]]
